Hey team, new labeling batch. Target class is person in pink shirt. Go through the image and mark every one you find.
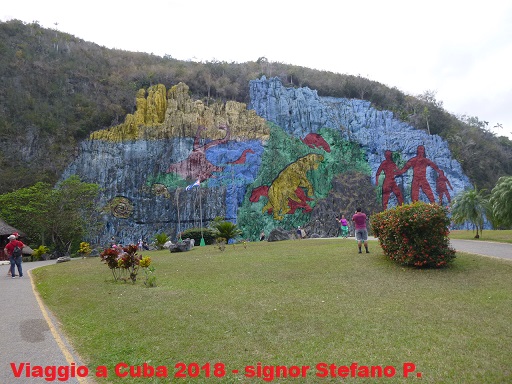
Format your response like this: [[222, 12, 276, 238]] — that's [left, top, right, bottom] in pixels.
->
[[337, 215, 349, 238], [352, 207, 369, 254]]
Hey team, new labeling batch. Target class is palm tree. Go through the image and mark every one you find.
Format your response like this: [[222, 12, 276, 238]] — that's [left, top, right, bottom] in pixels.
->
[[450, 187, 489, 238], [153, 233, 169, 249], [489, 176, 512, 228], [210, 220, 242, 244]]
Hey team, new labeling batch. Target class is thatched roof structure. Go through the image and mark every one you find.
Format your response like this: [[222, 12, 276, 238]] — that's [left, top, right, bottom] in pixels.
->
[[0, 218, 30, 260], [0, 218, 25, 237]]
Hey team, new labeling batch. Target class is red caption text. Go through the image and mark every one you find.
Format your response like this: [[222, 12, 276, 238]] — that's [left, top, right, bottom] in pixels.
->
[[11, 361, 422, 381]]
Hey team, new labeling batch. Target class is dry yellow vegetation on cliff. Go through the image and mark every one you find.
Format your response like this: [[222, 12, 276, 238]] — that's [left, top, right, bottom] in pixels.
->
[[90, 82, 270, 142]]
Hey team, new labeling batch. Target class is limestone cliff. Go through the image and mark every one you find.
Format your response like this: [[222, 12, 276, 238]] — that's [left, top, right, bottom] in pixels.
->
[[63, 77, 472, 246], [249, 76, 472, 208], [90, 82, 270, 142]]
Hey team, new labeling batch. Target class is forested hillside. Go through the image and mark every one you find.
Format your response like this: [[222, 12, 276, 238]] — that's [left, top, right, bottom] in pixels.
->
[[1, 19, 511, 194]]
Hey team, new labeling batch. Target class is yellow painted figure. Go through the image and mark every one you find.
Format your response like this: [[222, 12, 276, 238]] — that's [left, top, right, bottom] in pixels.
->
[[263, 154, 324, 220]]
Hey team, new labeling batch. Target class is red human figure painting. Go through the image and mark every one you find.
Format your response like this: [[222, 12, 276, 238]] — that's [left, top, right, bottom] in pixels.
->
[[166, 125, 256, 183], [397, 145, 441, 203], [375, 150, 404, 209], [166, 125, 230, 181], [436, 170, 453, 205]]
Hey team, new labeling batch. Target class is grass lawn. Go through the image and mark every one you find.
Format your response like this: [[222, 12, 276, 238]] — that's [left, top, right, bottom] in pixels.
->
[[33, 238, 512, 383], [449, 229, 512, 244]]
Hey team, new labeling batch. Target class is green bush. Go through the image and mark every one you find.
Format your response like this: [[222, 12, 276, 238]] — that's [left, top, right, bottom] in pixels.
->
[[180, 227, 216, 245], [153, 233, 169, 249], [210, 220, 242, 243], [32, 245, 50, 261], [371, 201, 456, 268]]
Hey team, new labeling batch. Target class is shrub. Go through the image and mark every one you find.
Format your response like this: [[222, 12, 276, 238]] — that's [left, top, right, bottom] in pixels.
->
[[78, 242, 92, 258], [180, 227, 216, 245], [210, 220, 242, 244], [216, 237, 226, 251], [153, 233, 169, 249], [139, 256, 156, 287], [100, 244, 143, 283], [32, 245, 50, 261], [371, 201, 456, 268]]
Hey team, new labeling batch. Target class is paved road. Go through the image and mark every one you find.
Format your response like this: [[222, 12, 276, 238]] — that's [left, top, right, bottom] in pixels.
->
[[0, 260, 94, 384], [329, 237, 512, 260], [0, 240, 510, 383], [449, 239, 512, 260]]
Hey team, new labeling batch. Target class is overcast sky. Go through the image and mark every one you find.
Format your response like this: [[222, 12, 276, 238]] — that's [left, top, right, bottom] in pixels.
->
[[3, 0, 512, 138]]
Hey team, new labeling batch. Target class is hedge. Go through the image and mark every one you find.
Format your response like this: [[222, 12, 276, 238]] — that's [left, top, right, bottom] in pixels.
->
[[371, 201, 456, 268]]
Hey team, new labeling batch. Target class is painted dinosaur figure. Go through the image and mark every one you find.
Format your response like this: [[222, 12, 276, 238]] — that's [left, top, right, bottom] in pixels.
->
[[250, 153, 324, 220], [250, 185, 314, 215], [301, 133, 331, 152], [228, 148, 255, 164]]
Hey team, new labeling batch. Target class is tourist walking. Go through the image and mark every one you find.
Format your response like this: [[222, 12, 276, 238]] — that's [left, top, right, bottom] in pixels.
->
[[352, 208, 369, 254], [4, 234, 25, 278]]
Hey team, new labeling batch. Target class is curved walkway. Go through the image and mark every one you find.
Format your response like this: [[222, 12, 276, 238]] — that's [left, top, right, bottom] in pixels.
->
[[0, 260, 94, 384], [0, 240, 510, 383]]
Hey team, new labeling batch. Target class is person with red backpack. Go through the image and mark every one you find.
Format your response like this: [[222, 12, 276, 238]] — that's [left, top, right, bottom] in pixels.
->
[[4, 234, 25, 279]]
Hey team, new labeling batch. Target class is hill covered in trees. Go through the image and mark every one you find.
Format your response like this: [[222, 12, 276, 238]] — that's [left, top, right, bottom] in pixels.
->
[[1, 19, 511, 194]]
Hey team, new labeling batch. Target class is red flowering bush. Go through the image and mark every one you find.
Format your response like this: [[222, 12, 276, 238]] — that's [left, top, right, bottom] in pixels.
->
[[100, 244, 143, 282], [100, 248, 120, 270], [371, 201, 456, 268]]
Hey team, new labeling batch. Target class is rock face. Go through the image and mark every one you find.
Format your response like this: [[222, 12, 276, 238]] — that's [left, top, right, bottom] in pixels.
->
[[62, 77, 472, 246], [63, 138, 230, 246], [248, 76, 471, 205], [303, 171, 382, 238], [169, 238, 194, 252], [267, 227, 294, 242]]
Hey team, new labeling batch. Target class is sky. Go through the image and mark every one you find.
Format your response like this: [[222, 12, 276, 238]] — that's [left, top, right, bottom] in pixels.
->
[[2, 0, 512, 139]]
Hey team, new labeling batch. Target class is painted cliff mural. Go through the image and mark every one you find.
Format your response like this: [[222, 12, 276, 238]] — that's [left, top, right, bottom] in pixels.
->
[[250, 153, 325, 220], [375, 150, 404, 210], [61, 77, 471, 245], [374, 145, 454, 209]]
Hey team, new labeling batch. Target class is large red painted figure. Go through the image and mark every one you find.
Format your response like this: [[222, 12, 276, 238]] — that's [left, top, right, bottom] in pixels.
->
[[397, 145, 441, 203], [375, 150, 404, 209]]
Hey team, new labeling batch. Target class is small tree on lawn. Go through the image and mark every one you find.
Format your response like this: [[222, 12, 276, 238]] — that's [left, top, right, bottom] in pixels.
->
[[154, 233, 169, 249], [210, 219, 242, 244], [450, 187, 489, 237]]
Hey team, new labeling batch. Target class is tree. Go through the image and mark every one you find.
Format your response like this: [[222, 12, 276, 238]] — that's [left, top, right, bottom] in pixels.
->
[[450, 187, 489, 238], [210, 219, 242, 244], [49, 176, 101, 254], [489, 176, 512, 228], [0, 176, 101, 253], [0, 182, 53, 245]]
